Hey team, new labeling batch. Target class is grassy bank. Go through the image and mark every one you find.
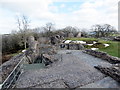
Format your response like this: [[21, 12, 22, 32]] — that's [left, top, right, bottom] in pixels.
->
[[67, 38, 120, 58]]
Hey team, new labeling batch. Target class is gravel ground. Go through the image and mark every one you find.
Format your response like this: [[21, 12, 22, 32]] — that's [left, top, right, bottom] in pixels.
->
[[79, 77, 120, 88], [15, 50, 119, 88]]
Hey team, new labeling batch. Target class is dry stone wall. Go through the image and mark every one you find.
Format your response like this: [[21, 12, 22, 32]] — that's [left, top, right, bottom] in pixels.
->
[[60, 43, 84, 50], [83, 49, 120, 64], [94, 65, 120, 82]]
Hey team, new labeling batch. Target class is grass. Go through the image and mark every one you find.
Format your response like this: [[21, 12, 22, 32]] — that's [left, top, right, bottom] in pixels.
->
[[66, 37, 98, 42], [9, 53, 20, 57], [67, 37, 120, 58], [99, 41, 120, 58], [2, 50, 22, 63]]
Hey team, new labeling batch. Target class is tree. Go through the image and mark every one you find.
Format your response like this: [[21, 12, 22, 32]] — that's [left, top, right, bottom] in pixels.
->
[[91, 24, 117, 38], [16, 15, 30, 49], [2, 33, 22, 54], [43, 22, 55, 37]]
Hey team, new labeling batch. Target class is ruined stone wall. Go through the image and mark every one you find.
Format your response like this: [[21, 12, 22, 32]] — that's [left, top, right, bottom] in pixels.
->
[[25, 36, 40, 63], [94, 65, 120, 82], [60, 43, 84, 50], [83, 49, 120, 64]]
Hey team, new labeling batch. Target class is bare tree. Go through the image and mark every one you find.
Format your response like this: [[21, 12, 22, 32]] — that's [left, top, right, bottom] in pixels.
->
[[91, 24, 117, 38], [16, 15, 30, 49], [46, 22, 55, 31], [43, 22, 55, 37]]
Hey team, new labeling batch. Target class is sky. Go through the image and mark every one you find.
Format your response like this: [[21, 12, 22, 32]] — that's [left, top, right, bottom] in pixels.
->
[[0, 0, 119, 34]]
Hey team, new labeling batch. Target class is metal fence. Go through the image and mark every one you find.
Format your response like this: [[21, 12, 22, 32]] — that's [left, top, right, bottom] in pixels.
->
[[1, 56, 26, 89]]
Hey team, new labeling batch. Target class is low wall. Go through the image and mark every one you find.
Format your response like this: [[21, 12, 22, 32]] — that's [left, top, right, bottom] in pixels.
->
[[60, 43, 84, 50], [83, 49, 120, 64], [94, 65, 120, 82]]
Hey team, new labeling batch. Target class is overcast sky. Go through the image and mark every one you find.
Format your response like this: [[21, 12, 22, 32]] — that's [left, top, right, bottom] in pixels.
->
[[0, 0, 119, 34]]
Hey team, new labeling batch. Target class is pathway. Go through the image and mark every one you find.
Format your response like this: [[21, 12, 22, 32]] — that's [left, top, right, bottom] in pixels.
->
[[15, 50, 120, 88]]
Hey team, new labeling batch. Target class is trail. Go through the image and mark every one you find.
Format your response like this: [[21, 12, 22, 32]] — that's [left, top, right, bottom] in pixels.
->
[[15, 50, 120, 88]]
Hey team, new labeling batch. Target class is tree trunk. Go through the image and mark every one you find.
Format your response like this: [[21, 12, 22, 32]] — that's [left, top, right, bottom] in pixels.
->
[[24, 39, 26, 49]]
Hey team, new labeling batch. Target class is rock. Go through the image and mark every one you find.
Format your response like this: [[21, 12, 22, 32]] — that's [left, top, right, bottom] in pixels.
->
[[38, 37, 50, 44], [50, 35, 64, 45], [59, 31, 65, 37], [39, 44, 57, 55], [50, 36, 57, 45], [42, 54, 58, 66], [25, 36, 40, 63], [94, 65, 120, 82]]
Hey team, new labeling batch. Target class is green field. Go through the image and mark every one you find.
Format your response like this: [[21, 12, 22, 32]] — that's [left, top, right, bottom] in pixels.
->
[[67, 38, 120, 58]]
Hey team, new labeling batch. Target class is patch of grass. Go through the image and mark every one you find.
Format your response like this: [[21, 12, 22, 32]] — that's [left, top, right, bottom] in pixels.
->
[[2, 51, 21, 64], [99, 41, 120, 58], [10, 53, 20, 57], [66, 37, 97, 42], [68, 37, 120, 58]]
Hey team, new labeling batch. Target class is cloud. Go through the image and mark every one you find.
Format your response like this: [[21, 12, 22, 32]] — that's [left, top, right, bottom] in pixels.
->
[[0, 0, 119, 34], [60, 4, 65, 8], [72, 0, 118, 28]]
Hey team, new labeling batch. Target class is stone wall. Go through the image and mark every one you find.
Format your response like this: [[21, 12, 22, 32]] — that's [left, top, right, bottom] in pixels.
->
[[94, 65, 120, 82], [60, 43, 84, 50], [83, 49, 120, 64]]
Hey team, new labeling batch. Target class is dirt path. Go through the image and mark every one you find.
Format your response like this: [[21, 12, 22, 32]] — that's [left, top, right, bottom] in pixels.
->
[[15, 50, 120, 88]]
